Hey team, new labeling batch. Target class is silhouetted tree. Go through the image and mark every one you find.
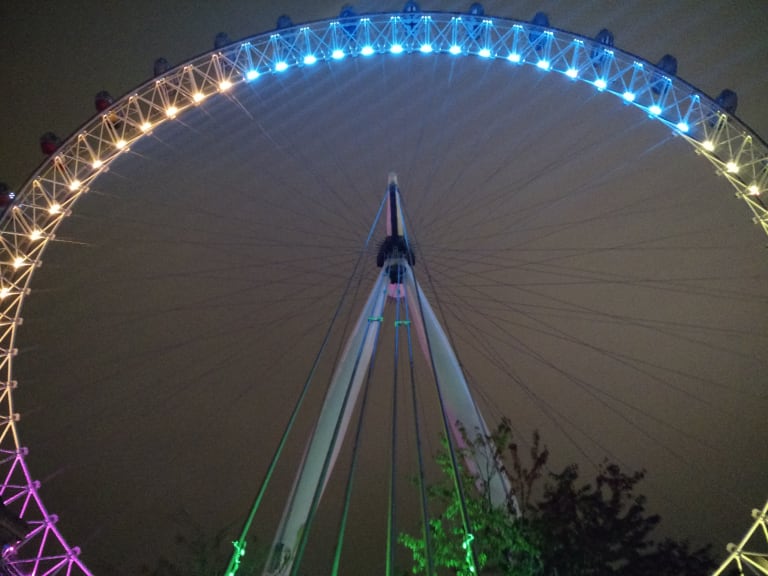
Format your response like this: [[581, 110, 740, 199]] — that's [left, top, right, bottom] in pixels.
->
[[400, 418, 716, 575]]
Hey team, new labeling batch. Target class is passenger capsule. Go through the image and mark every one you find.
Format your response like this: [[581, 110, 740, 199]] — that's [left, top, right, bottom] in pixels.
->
[[40, 132, 61, 156], [595, 28, 614, 47], [154, 57, 170, 77], [276, 14, 293, 29], [214, 32, 230, 49], [656, 54, 678, 76], [94, 91, 114, 112], [469, 3, 485, 16], [0, 183, 15, 215], [716, 89, 738, 116]]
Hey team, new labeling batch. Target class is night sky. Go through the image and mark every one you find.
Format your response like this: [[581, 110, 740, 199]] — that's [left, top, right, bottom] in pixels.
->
[[1, 1, 767, 574]]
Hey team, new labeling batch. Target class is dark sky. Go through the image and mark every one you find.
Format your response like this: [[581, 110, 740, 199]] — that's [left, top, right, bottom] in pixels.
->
[[1, 1, 767, 575]]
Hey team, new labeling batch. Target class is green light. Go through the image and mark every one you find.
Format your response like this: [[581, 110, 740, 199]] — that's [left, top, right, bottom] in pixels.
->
[[462, 533, 476, 575], [226, 540, 246, 576], [368, 316, 384, 322], [394, 320, 411, 326]]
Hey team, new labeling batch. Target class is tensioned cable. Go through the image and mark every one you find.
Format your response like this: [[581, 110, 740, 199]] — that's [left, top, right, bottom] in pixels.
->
[[402, 267, 436, 576], [400, 223, 480, 575], [331, 293, 385, 576], [223, 193, 386, 576], [386, 263, 404, 576]]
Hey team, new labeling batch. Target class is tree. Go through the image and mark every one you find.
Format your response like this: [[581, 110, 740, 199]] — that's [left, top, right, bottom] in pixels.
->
[[400, 419, 716, 576]]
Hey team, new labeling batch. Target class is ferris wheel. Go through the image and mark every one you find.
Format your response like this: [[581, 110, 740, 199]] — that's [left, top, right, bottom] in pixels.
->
[[0, 4, 766, 575]]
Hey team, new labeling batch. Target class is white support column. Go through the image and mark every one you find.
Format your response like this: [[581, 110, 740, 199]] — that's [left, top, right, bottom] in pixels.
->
[[265, 269, 389, 575], [402, 262, 515, 512]]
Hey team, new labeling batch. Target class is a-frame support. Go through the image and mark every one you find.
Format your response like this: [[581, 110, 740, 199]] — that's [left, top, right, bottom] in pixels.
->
[[264, 175, 512, 575]]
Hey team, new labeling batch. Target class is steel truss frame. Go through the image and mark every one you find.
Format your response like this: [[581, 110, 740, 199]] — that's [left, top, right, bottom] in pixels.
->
[[713, 502, 768, 576], [0, 9, 764, 576]]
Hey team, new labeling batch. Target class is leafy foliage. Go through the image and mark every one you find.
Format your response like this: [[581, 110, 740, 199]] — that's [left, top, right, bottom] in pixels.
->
[[400, 419, 716, 576], [139, 512, 268, 576]]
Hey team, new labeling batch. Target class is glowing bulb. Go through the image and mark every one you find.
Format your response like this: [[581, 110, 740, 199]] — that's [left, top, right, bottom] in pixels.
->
[[166, 105, 178, 117], [116, 139, 127, 149], [331, 49, 344, 60], [92, 159, 103, 169], [275, 61, 288, 72], [702, 140, 715, 151], [29, 230, 43, 241], [140, 122, 152, 132], [478, 48, 491, 58], [12, 257, 24, 269], [747, 184, 759, 195], [390, 44, 403, 54], [69, 180, 81, 191], [449, 45, 462, 55], [594, 79, 607, 90], [303, 54, 317, 65], [726, 161, 739, 173], [49, 203, 61, 215], [245, 69, 259, 80], [622, 91, 635, 102], [193, 92, 206, 102], [361, 45, 374, 56], [537, 60, 551, 70], [565, 68, 578, 78], [420, 44, 433, 54], [649, 105, 662, 115], [219, 80, 232, 91], [676, 122, 689, 133], [0, 288, 10, 300]]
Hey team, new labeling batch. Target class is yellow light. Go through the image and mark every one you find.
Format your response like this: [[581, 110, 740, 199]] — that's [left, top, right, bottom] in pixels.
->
[[0, 288, 10, 300], [140, 122, 152, 132], [69, 179, 82, 191], [12, 257, 24, 269], [726, 161, 739, 173], [116, 139, 127, 149], [748, 184, 760, 196], [92, 159, 103, 169], [29, 230, 43, 241], [166, 106, 178, 117], [219, 80, 232, 91], [49, 203, 61, 215], [193, 92, 206, 102], [702, 140, 715, 151]]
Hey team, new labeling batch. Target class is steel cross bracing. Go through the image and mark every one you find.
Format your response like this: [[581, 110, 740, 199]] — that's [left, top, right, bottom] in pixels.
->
[[712, 502, 768, 576], [0, 9, 764, 576]]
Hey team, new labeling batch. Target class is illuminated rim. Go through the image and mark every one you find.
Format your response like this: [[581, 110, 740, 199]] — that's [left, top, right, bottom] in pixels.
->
[[0, 11, 766, 575], [712, 501, 768, 576]]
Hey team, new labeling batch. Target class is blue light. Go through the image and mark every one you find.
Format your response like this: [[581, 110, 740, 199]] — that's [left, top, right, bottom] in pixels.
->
[[390, 44, 404, 54], [361, 45, 374, 56], [507, 53, 521, 63], [649, 104, 662, 115], [537, 60, 550, 70], [565, 68, 578, 78], [303, 54, 317, 65], [676, 121, 689, 133], [449, 45, 461, 55], [420, 44, 433, 54], [245, 69, 260, 81], [594, 78, 607, 90], [275, 61, 288, 72], [331, 49, 345, 60], [622, 91, 636, 102], [478, 48, 491, 58]]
